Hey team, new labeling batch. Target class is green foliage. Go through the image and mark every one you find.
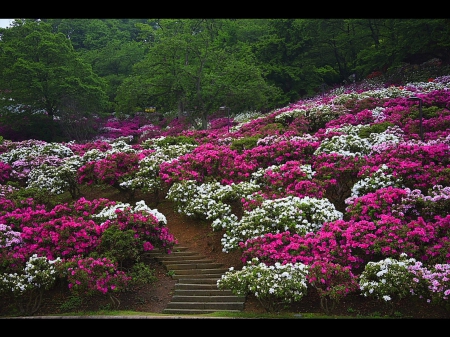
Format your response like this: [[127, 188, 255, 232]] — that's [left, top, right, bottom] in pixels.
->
[[230, 136, 261, 152], [358, 122, 395, 139], [343, 97, 387, 112], [259, 123, 284, 134], [8, 186, 54, 208], [157, 135, 198, 147], [115, 19, 281, 126], [59, 295, 83, 312], [128, 262, 157, 288], [2, 18, 449, 141], [385, 58, 450, 85], [0, 20, 108, 142], [97, 225, 140, 268], [421, 106, 442, 119]]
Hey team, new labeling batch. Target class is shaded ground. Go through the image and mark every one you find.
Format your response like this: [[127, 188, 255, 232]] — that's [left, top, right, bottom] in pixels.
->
[[1, 189, 449, 318]]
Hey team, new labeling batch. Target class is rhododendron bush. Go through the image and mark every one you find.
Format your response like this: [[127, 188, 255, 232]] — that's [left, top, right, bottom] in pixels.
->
[[1, 75, 450, 315]]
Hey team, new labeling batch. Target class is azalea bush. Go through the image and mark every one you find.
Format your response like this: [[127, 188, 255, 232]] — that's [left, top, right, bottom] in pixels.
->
[[307, 260, 359, 314], [1, 71, 450, 316], [0, 195, 176, 315], [217, 258, 310, 313], [0, 254, 60, 315], [408, 260, 450, 308], [220, 195, 343, 253], [54, 256, 131, 306], [358, 253, 421, 314]]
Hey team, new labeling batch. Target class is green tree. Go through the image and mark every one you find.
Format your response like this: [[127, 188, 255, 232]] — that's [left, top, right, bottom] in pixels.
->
[[82, 40, 147, 110], [115, 19, 281, 129], [353, 19, 450, 79], [252, 19, 331, 105], [43, 19, 150, 112], [0, 19, 108, 141]]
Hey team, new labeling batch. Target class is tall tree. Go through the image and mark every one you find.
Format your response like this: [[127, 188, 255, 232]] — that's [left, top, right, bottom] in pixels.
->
[[0, 19, 108, 141], [115, 19, 281, 129], [252, 19, 328, 105]]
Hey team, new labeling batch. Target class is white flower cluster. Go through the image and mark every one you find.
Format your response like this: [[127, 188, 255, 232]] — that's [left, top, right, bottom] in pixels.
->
[[221, 195, 343, 252], [274, 108, 308, 124], [405, 80, 450, 93], [0, 142, 74, 164], [232, 110, 264, 124], [107, 139, 136, 154], [368, 128, 402, 149], [351, 163, 402, 197], [92, 200, 166, 225], [80, 148, 107, 164], [0, 144, 46, 164], [217, 258, 309, 311], [0, 254, 60, 295], [305, 103, 344, 122], [359, 253, 418, 302], [40, 143, 74, 158], [27, 163, 78, 195], [314, 133, 372, 157], [371, 106, 387, 122], [167, 180, 233, 220], [331, 86, 416, 105], [121, 141, 196, 192]]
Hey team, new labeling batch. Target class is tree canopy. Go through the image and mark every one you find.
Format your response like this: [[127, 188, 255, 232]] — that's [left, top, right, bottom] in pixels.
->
[[0, 19, 108, 141], [1, 18, 449, 140], [115, 19, 281, 128]]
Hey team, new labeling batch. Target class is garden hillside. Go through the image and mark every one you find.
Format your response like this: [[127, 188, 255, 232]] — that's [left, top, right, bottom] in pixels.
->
[[1, 73, 450, 317]]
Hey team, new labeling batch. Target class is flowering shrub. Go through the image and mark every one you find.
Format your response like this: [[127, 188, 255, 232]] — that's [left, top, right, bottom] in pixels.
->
[[91, 200, 176, 257], [27, 163, 80, 198], [166, 180, 234, 220], [217, 258, 309, 312], [0, 223, 22, 249], [2, 75, 450, 317], [77, 151, 140, 190], [307, 260, 359, 314], [0, 195, 177, 315], [350, 163, 401, 198], [408, 261, 450, 306], [359, 253, 420, 313], [55, 256, 131, 298], [0, 254, 60, 315], [220, 195, 343, 253], [0, 162, 12, 183], [18, 215, 103, 260]]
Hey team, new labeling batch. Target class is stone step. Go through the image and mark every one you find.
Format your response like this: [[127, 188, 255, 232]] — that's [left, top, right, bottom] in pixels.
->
[[162, 308, 242, 315], [149, 244, 245, 315], [146, 245, 189, 254], [175, 283, 222, 290], [172, 289, 236, 296], [164, 301, 244, 311], [149, 251, 202, 259], [171, 268, 228, 275], [175, 278, 220, 284], [165, 262, 224, 270], [170, 295, 245, 302], [173, 274, 224, 280], [164, 258, 214, 264]]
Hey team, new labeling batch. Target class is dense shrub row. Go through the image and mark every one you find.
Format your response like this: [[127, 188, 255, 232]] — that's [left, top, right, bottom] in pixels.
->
[[1, 75, 450, 316]]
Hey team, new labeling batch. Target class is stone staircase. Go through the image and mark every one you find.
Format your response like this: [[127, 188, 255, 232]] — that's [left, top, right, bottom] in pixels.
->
[[146, 245, 245, 315]]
